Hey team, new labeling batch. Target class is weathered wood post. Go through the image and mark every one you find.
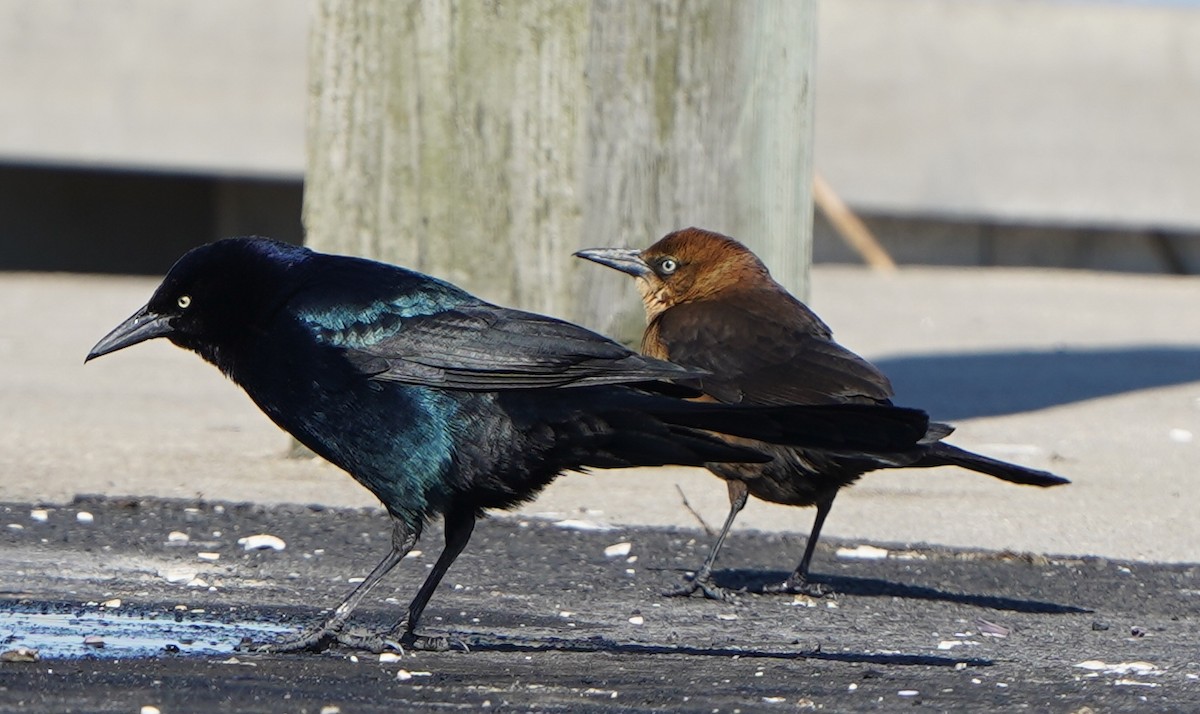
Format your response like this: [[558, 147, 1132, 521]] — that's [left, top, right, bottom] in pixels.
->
[[304, 0, 815, 338]]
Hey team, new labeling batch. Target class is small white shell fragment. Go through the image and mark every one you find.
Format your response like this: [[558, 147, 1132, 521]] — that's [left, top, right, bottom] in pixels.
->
[[836, 544, 888, 560], [847, 683, 858, 691], [379, 652, 402, 663], [167, 531, 190, 544], [319, 707, 341, 714], [938, 639, 980, 650], [628, 615, 644, 625], [975, 619, 1011, 638], [101, 598, 122, 609], [1169, 428, 1194, 443], [141, 707, 162, 714], [237, 534, 286, 551], [553, 519, 616, 532], [716, 613, 739, 621], [762, 697, 786, 703], [76, 511, 94, 524], [396, 669, 413, 681], [604, 542, 632, 558], [897, 690, 919, 697], [404, 550, 423, 559], [83, 635, 105, 647], [0, 647, 40, 662], [197, 552, 221, 562], [6, 524, 22, 530], [159, 566, 198, 584], [1074, 660, 1159, 675], [29, 509, 49, 523]]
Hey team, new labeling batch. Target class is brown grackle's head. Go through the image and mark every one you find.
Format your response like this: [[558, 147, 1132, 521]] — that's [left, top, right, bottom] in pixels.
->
[[575, 227, 771, 319]]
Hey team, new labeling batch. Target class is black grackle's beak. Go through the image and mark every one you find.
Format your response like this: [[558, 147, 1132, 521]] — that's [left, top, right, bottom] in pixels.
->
[[85, 305, 174, 362], [573, 247, 653, 278]]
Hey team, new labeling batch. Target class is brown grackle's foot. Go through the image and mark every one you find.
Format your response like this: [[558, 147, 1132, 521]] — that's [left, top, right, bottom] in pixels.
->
[[760, 574, 830, 598], [663, 573, 738, 602]]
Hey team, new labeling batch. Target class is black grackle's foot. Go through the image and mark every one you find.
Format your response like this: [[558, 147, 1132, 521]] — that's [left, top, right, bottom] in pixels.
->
[[663, 573, 738, 602], [247, 624, 339, 654], [328, 627, 405, 654], [245, 623, 406, 655], [760, 574, 831, 598], [394, 630, 470, 652]]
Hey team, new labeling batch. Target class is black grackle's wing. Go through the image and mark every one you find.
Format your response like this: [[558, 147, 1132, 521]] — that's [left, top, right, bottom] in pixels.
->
[[315, 300, 704, 391], [650, 289, 895, 407]]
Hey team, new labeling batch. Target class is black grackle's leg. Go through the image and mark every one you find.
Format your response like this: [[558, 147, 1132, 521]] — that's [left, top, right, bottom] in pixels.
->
[[255, 516, 419, 653], [386, 504, 477, 652]]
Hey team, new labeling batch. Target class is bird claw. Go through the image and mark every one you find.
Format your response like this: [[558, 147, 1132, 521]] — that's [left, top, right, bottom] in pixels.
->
[[245, 625, 339, 654], [663, 573, 738, 602], [243, 622, 408, 655], [392, 630, 470, 653], [330, 627, 406, 654], [761, 576, 830, 598]]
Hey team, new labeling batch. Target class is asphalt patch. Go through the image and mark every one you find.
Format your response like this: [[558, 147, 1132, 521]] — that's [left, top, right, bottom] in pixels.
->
[[0, 496, 1197, 712]]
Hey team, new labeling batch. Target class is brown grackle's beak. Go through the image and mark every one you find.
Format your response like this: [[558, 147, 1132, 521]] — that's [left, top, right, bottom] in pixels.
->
[[573, 247, 653, 278]]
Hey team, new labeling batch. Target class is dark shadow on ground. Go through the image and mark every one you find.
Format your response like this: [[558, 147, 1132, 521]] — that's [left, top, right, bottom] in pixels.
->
[[709, 570, 1091, 615], [874, 346, 1200, 421], [458, 634, 993, 667]]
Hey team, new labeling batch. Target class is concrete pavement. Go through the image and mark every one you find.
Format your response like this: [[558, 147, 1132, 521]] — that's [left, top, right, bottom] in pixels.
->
[[2, 265, 1197, 563]]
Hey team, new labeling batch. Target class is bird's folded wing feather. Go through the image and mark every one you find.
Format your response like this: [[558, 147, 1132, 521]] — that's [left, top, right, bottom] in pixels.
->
[[652, 297, 895, 406], [316, 301, 701, 390]]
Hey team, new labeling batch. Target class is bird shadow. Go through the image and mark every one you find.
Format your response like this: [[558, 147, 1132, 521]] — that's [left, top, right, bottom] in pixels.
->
[[708, 569, 1091, 615], [874, 345, 1200, 421], [457, 633, 992, 667]]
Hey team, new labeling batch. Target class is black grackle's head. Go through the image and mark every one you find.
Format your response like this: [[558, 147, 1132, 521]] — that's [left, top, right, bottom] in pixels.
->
[[575, 227, 771, 320], [86, 237, 307, 367]]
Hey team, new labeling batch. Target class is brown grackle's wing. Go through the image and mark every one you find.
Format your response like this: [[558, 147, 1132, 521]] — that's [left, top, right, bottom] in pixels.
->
[[649, 289, 894, 406]]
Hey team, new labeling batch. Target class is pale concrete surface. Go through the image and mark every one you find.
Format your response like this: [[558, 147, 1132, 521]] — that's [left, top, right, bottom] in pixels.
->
[[817, 0, 1200, 230], [0, 0, 307, 176], [1, 266, 1197, 563]]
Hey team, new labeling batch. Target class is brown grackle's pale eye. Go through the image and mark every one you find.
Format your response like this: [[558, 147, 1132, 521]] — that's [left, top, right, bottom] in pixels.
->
[[658, 258, 678, 275]]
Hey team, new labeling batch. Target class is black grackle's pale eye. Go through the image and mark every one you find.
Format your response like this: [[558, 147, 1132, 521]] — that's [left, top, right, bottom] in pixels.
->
[[658, 258, 678, 275], [177, 295, 192, 309]]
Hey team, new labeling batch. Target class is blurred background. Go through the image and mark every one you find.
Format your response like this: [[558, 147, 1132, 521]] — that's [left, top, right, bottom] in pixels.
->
[[1, 0, 1197, 278], [1, 0, 1197, 562]]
